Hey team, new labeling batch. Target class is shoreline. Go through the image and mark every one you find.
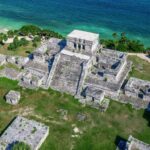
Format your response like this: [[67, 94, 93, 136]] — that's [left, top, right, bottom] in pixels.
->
[[0, 28, 9, 34], [0, 25, 149, 49]]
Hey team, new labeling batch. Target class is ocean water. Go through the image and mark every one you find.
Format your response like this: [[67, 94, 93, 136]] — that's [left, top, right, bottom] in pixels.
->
[[0, 0, 150, 46]]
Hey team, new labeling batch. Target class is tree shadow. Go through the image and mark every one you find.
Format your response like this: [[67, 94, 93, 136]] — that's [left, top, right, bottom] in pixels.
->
[[143, 103, 150, 127], [115, 135, 127, 150], [25, 50, 31, 54]]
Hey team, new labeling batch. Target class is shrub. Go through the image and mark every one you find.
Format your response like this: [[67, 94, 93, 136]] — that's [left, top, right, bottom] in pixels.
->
[[32, 42, 37, 47], [0, 33, 8, 45], [8, 43, 16, 50], [33, 36, 41, 43], [20, 38, 29, 46], [7, 30, 15, 38], [12, 142, 31, 150]]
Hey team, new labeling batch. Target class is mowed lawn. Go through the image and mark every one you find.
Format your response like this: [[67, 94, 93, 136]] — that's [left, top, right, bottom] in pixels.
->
[[0, 55, 149, 150]]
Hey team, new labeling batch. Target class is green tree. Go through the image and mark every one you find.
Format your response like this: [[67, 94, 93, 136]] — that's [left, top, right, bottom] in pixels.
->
[[112, 33, 118, 50], [127, 40, 144, 52], [7, 30, 15, 38], [0, 33, 8, 45], [19, 25, 41, 36], [20, 38, 29, 46], [117, 43, 127, 51], [8, 43, 16, 50], [33, 36, 41, 43], [120, 32, 127, 44], [112, 32, 118, 39]]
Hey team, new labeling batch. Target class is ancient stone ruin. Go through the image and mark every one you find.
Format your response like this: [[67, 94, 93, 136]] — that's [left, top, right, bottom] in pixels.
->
[[125, 77, 150, 102], [5, 90, 21, 105], [0, 29, 149, 110], [0, 116, 49, 150]]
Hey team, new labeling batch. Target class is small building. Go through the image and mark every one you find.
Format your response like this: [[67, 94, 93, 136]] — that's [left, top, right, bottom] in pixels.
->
[[0, 116, 49, 150], [20, 71, 45, 89], [5, 90, 21, 105], [81, 86, 105, 108], [125, 77, 150, 101], [67, 30, 99, 56]]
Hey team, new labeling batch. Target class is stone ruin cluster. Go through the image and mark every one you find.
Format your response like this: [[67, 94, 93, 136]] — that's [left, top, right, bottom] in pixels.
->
[[0, 29, 150, 149], [0, 30, 150, 110], [125, 77, 150, 102]]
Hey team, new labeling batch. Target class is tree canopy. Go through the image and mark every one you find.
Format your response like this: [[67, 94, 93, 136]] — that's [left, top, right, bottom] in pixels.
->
[[18, 25, 63, 39], [101, 32, 146, 52]]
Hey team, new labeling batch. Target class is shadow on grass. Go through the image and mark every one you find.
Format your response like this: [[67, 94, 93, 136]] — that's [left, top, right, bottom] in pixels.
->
[[115, 135, 127, 150], [0, 116, 16, 136], [143, 103, 150, 127]]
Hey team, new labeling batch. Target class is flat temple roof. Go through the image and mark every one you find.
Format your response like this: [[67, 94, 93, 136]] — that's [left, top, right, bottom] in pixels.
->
[[67, 30, 99, 41]]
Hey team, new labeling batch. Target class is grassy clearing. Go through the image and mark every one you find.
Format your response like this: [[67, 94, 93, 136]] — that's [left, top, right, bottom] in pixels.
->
[[0, 78, 149, 150], [128, 55, 150, 81], [0, 42, 40, 57]]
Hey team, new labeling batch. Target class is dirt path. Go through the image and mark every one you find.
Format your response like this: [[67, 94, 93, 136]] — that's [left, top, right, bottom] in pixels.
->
[[128, 53, 150, 63]]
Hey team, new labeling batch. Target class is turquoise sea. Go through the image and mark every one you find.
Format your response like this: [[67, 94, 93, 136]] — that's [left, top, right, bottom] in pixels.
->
[[0, 0, 150, 46]]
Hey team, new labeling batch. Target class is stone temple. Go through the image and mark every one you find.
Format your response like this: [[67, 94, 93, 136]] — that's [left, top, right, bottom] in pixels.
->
[[49, 30, 100, 95], [1, 29, 146, 109], [48, 30, 132, 102]]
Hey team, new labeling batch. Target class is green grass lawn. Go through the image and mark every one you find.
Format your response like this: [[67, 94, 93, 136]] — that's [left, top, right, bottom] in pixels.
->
[[0, 77, 149, 150], [128, 55, 150, 81], [0, 55, 150, 150], [0, 42, 40, 57]]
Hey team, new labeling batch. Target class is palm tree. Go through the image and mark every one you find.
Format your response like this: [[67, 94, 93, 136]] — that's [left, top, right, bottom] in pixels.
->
[[120, 32, 127, 44], [112, 32, 118, 39], [112, 33, 118, 50]]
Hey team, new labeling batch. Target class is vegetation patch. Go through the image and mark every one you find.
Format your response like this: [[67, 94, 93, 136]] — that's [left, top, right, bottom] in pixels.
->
[[101, 32, 150, 52], [128, 56, 150, 81], [0, 74, 149, 149], [0, 25, 64, 56]]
